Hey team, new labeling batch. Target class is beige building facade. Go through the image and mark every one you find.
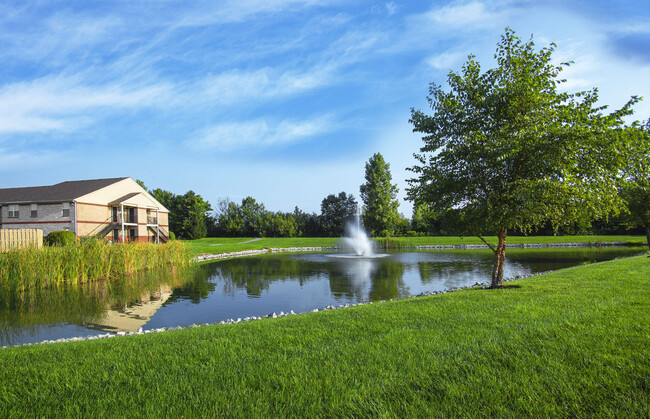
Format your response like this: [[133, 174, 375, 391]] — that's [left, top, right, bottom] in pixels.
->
[[0, 177, 170, 243]]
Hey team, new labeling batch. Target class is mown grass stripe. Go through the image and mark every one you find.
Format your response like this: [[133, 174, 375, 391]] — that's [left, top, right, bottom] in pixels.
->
[[0, 255, 648, 417]]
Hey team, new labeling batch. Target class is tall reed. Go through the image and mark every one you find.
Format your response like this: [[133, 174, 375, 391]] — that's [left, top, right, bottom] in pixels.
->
[[0, 240, 193, 291]]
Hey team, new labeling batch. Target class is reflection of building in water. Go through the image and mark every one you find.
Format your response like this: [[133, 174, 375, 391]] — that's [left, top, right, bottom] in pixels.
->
[[89, 285, 173, 333]]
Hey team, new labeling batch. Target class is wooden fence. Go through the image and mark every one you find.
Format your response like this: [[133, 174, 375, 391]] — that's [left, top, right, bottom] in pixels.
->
[[0, 229, 43, 252]]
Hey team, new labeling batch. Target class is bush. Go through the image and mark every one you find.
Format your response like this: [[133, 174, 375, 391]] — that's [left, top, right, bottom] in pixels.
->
[[45, 230, 76, 246], [168, 231, 176, 241]]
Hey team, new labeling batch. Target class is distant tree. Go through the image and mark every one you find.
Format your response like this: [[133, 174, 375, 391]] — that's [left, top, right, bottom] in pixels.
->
[[407, 29, 638, 287], [320, 192, 357, 237], [174, 191, 212, 239], [240, 196, 266, 237], [183, 200, 209, 239], [135, 179, 147, 190], [150, 188, 175, 211], [293, 206, 323, 237], [620, 120, 650, 249], [214, 198, 244, 236], [359, 153, 400, 236]]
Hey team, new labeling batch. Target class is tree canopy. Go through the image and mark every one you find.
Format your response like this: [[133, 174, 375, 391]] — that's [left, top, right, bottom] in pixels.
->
[[359, 153, 400, 236], [620, 120, 650, 248], [320, 192, 358, 237], [407, 28, 639, 287]]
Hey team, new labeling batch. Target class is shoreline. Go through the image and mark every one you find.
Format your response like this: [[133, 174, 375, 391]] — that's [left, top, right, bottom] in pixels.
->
[[6, 249, 645, 349], [195, 241, 640, 262]]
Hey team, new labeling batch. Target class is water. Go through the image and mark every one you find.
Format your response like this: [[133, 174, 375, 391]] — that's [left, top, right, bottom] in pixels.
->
[[1, 247, 646, 347]]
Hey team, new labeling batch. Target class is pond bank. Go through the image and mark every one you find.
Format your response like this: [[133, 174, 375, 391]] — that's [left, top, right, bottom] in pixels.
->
[[195, 241, 639, 262], [1, 255, 647, 417]]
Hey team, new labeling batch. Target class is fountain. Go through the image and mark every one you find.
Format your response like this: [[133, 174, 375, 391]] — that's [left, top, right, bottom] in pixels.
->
[[332, 204, 388, 259]]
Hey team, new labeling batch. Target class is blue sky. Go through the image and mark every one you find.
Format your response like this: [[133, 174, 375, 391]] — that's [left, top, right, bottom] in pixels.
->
[[1, 0, 648, 215]]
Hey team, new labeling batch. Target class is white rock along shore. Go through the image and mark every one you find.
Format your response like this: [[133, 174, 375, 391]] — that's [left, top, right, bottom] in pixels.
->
[[3, 241, 640, 348]]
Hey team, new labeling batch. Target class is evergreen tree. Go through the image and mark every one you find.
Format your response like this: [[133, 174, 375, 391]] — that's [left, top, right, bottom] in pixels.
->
[[359, 153, 400, 236]]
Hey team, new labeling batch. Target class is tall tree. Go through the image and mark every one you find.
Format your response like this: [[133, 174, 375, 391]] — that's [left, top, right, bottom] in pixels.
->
[[407, 29, 638, 287], [174, 190, 212, 239], [359, 153, 400, 236], [240, 196, 266, 237], [320, 192, 357, 237], [620, 120, 650, 249]]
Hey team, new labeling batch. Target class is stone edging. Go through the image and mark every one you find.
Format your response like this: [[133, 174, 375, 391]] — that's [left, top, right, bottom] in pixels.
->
[[196, 241, 638, 262], [196, 247, 335, 262], [1, 264, 562, 348]]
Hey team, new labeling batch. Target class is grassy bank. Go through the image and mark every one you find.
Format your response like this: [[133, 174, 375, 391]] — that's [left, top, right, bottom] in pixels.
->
[[0, 240, 193, 290], [1, 255, 648, 417], [186, 235, 647, 255]]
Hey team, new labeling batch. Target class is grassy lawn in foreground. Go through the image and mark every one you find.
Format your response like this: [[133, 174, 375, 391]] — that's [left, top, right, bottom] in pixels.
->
[[1, 255, 648, 417], [185, 235, 646, 255]]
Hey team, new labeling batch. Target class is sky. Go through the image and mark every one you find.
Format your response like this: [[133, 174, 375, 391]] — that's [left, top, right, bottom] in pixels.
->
[[1, 0, 649, 215]]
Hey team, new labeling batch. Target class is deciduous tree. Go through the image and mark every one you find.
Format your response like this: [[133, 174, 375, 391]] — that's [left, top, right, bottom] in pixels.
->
[[407, 29, 638, 287], [320, 192, 357, 237], [620, 120, 650, 249]]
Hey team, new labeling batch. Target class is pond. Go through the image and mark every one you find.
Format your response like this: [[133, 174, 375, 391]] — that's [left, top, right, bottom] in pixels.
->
[[1, 247, 646, 347]]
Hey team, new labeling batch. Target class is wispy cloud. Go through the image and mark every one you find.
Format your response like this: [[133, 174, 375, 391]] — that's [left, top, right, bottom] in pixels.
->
[[0, 76, 172, 134], [425, 51, 466, 70], [0, 148, 63, 171], [200, 67, 332, 105], [424, 1, 504, 28], [175, 0, 342, 27], [190, 116, 335, 151]]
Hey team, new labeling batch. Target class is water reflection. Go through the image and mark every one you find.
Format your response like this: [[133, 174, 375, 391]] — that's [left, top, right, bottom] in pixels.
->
[[1, 247, 646, 346], [0, 266, 195, 346]]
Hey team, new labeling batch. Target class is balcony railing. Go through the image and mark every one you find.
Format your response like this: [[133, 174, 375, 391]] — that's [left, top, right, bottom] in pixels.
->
[[147, 215, 158, 225]]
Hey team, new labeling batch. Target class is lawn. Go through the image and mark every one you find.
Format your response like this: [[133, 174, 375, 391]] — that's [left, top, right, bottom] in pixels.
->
[[0, 254, 648, 417], [185, 235, 647, 255]]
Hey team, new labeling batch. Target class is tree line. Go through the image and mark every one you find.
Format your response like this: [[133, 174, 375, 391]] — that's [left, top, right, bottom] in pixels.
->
[[138, 151, 407, 239]]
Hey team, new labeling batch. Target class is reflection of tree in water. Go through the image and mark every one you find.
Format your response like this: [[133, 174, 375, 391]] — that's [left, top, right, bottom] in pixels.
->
[[170, 255, 409, 304], [0, 267, 193, 346], [368, 259, 407, 301], [329, 258, 406, 302], [169, 256, 330, 301]]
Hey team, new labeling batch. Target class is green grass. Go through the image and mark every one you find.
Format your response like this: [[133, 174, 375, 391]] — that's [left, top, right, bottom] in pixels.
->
[[186, 235, 647, 255], [1, 255, 648, 417], [186, 236, 339, 255]]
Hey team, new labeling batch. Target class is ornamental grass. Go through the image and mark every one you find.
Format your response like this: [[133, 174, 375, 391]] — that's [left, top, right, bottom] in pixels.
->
[[0, 240, 192, 291]]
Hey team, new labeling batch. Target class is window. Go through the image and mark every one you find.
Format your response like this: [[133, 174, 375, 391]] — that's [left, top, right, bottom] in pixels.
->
[[62, 202, 70, 217], [112, 207, 118, 222], [30, 204, 37, 218], [8, 204, 19, 218]]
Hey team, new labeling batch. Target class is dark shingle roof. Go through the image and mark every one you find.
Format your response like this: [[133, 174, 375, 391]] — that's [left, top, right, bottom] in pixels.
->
[[0, 178, 128, 204]]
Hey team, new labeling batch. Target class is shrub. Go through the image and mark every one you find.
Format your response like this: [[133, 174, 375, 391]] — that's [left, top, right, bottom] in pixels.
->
[[45, 230, 76, 246], [168, 231, 176, 241]]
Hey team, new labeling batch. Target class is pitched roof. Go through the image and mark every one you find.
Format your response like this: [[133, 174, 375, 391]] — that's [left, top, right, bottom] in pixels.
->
[[0, 178, 128, 204]]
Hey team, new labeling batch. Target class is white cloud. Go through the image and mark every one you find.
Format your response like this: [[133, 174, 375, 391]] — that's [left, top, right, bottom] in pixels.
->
[[425, 1, 503, 28], [200, 67, 331, 105], [0, 148, 62, 171], [386, 2, 397, 16], [190, 116, 334, 151], [425, 51, 466, 70], [177, 0, 341, 27], [0, 76, 172, 134]]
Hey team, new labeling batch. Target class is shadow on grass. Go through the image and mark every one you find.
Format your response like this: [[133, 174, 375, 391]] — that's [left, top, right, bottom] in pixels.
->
[[470, 284, 523, 291]]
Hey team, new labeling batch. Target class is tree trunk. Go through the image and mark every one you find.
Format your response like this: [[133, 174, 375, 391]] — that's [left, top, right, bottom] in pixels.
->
[[491, 228, 507, 288], [646, 224, 650, 251]]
